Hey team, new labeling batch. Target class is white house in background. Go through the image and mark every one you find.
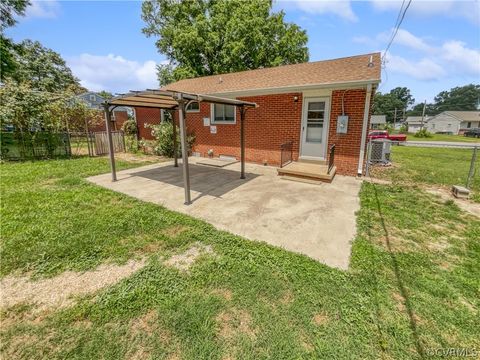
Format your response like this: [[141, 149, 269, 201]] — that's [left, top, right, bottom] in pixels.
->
[[406, 116, 429, 133], [426, 111, 480, 134], [370, 115, 386, 129]]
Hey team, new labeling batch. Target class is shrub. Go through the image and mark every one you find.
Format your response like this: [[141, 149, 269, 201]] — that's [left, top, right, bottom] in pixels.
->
[[122, 119, 138, 136], [414, 128, 433, 138], [147, 122, 195, 157], [399, 124, 408, 134]]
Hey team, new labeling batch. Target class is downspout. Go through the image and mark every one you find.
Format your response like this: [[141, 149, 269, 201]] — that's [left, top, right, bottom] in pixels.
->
[[357, 83, 373, 176]]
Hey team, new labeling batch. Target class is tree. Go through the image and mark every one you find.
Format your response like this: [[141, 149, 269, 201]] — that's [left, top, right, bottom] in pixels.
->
[[0, 80, 101, 133], [12, 40, 84, 93], [0, 0, 30, 80], [141, 0, 309, 85], [0, 0, 30, 31], [433, 84, 480, 113], [372, 87, 415, 122], [98, 90, 113, 99]]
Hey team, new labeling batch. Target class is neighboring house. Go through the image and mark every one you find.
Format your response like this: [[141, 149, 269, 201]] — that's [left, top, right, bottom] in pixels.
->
[[76, 92, 129, 131], [370, 115, 386, 129], [406, 116, 428, 133], [426, 111, 480, 135]]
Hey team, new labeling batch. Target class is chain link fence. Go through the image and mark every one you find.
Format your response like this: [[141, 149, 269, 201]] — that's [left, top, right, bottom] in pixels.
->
[[365, 139, 480, 200]]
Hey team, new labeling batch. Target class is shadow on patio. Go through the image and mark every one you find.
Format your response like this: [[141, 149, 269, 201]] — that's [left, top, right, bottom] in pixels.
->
[[129, 163, 259, 203]]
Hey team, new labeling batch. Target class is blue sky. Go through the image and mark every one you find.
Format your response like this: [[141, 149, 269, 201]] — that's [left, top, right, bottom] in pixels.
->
[[6, 0, 480, 105]]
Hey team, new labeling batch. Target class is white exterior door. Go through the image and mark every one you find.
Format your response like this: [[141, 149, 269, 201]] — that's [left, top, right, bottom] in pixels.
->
[[300, 97, 330, 159]]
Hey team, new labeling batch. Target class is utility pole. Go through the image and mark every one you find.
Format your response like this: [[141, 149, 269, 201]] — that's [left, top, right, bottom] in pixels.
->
[[421, 100, 427, 130], [393, 108, 397, 130]]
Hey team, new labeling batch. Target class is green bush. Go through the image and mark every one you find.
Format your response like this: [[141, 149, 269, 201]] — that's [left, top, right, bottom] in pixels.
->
[[414, 128, 433, 138], [399, 124, 408, 134], [147, 122, 195, 157], [121, 119, 138, 136]]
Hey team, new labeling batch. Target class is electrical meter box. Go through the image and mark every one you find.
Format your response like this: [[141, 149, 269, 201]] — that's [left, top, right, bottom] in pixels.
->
[[337, 115, 349, 134]]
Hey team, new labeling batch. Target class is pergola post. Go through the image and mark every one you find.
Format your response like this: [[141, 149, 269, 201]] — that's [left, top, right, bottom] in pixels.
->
[[102, 103, 117, 181], [176, 95, 191, 205], [239, 106, 246, 179], [171, 110, 178, 167]]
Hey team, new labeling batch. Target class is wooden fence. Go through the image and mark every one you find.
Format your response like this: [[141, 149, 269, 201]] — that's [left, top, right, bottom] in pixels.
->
[[91, 131, 125, 156]]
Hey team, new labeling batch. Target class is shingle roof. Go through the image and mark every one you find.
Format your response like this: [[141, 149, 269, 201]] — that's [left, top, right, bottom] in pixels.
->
[[165, 53, 381, 95], [444, 111, 480, 122], [406, 116, 428, 124]]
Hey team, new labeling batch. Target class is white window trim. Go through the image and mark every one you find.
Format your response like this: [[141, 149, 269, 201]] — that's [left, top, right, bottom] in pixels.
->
[[210, 103, 237, 124], [186, 101, 200, 113]]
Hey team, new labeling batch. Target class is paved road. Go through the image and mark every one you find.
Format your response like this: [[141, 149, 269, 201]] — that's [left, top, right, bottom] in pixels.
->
[[403, 141, 480, 148]]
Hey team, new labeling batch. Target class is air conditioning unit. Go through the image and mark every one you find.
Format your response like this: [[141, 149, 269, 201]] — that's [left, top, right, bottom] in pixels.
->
[[370, 139, 391, 164]]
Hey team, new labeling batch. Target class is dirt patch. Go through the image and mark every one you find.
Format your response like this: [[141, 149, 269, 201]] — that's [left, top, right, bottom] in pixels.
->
[[0, 259, 145, 313], [162, 225, 190, 238], [425, 187, 480, 217], [164, 243, 214, 272], [211, 288, 233, 301], [216, 308, 257, 340], [129, 310, 158, 337], [392, 291, 406, 312], [312, 312, 329, 326], [279, 290, 294, 305]]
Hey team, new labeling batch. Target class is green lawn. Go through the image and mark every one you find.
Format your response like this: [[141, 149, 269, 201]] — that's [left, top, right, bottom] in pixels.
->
[[1, 158, 479, 359], [409, 133, 480, 143], [373, 146, 480, 202]]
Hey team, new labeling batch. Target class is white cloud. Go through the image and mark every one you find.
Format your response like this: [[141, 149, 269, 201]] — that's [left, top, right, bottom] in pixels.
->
[[381, 29, 434, 53], [370, 0, 480, 25], [67, 54, 159, 93], [354, 28, 480, 81], [441, 40, 480, 76], [25, 0, 60, 19], [383, 52, 446, 80], [277, 0, 358, 21]]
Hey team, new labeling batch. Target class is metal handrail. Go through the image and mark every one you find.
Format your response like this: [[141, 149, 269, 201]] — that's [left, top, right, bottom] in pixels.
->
[[328, 144, 335, 174], [280, 140, 294, 168]]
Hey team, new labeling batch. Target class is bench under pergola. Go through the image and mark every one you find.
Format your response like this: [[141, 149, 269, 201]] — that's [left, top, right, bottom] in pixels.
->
[[101, 89, 257, 205]]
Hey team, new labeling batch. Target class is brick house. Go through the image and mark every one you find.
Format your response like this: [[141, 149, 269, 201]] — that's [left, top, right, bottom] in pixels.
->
[[135, 53, 380, 176]]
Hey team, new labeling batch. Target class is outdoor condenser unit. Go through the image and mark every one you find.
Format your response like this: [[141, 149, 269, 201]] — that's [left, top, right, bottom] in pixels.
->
[[370, 139, 392, 164]]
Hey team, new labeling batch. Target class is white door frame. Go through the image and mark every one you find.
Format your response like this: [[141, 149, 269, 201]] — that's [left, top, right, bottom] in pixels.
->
[[299, 97, 331, 160]]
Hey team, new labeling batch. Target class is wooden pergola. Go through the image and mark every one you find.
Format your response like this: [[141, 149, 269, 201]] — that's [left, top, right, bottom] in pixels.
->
[[102, 89, 256, 205]]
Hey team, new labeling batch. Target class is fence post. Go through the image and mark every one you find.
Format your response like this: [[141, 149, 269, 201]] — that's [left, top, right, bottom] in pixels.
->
[[466, 146, 478, 189], [365, 140, 372, 177]]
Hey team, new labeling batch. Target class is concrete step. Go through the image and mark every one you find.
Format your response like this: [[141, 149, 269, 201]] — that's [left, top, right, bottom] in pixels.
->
[[280, 175, 325, 185], [298, 157, 327, 165], [277, 162, 336, 183]]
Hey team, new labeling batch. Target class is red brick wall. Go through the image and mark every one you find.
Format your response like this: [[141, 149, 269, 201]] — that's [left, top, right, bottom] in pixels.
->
[[172, 88, 372, 175], [327, 89, 371, 176], [134, 108, 162, 140], [182, 93, 303, 166]]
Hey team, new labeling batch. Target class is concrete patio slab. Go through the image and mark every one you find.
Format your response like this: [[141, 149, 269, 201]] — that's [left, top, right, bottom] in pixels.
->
[[87, 159, 362, 269]]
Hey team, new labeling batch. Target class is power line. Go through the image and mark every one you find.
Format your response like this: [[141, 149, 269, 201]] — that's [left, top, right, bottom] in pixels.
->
[[381, 0, 412, 65]]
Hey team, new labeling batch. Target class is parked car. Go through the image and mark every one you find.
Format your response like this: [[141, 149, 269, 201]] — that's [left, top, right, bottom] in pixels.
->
[[463, 128, 480, 138], [368, 130, 407, 142]]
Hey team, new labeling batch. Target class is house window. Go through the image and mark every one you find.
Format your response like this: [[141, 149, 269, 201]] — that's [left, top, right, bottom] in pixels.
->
[[467, 122, 472, 128], [89, 94, 96, 102], [432, 124, 435, 129], [211, 104, 236, 124], [186, 101, 200, 112]]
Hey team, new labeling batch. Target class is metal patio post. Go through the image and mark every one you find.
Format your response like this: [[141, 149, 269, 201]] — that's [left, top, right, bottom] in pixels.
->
[[176, 95, 191, 205], [240, 106, 246, 179], [103, 103, 117, 181]]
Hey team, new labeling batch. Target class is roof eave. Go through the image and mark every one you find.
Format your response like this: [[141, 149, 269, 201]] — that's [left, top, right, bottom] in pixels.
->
[[187, 78, 381, 97]]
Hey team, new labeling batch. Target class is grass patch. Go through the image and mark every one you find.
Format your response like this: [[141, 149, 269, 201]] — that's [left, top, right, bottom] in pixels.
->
[[1, 158, 479, 359], [409, 133, 480, 143], [372, 146, 480, 202]]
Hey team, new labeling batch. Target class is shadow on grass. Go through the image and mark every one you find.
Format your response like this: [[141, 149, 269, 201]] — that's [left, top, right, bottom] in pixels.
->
[[372, 184, 425, 359]]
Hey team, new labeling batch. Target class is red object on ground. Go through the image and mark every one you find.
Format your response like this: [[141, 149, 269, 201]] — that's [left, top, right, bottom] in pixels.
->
[[368, 130, 407, 142]]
